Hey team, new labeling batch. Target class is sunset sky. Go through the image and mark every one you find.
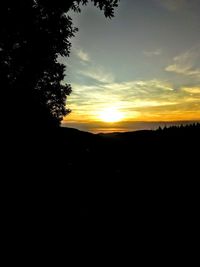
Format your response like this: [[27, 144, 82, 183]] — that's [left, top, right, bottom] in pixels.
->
[[62, 0, 200, 132]]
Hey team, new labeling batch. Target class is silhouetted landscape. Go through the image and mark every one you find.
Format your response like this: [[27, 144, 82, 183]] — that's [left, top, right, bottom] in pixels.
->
[[62, 123, 200, 216], [5, 122, 199, 218], [17, 122, 197, 217], [2, 0, 200, 232]]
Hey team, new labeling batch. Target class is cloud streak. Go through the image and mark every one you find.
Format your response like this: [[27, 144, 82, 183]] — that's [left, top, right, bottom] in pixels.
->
[[165, 45, 200, 79], [182, 87, 200, 94], [75, 49, 90, 62], [78, 66, 115, 84], [143, 49, 162, 56]]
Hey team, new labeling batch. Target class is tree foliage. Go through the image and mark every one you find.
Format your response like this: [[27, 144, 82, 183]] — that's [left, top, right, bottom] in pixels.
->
[[0, 0, 119, 128]]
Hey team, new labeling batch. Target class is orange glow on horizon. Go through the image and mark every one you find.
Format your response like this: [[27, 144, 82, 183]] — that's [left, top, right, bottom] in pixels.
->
[[63, 111, 200, 124]]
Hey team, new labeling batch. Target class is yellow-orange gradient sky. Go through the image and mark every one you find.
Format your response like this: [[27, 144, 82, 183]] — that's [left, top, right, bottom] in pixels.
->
[[61, 0, 200, 132]]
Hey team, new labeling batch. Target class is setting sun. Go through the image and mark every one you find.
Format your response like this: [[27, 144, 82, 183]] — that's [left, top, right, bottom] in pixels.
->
[[98, 107, 124, 123]]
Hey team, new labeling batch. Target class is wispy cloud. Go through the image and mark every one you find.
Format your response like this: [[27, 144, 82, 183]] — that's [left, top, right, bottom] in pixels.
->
[[75, 49, 90, 62], [166, 65, 200, 78], [143, 49, 162, 56], [165, 45, 200, 79], [70, 48, 114, 83], [78, 66, 115, 84], [182, 87, 200, 94]]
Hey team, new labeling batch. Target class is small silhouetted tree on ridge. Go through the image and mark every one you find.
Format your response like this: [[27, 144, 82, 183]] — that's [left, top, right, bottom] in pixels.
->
[[0, 0, 119, 129]]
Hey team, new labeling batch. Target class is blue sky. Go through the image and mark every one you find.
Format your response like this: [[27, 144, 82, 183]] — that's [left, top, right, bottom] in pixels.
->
[[61, 0, 200, 132]]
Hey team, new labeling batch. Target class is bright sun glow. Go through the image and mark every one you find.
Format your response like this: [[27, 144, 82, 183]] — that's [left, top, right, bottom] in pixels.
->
[[98, 107, 124, 123]]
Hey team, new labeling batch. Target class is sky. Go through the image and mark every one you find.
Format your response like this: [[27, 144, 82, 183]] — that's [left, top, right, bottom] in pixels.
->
[[62, 0, 200, 132]]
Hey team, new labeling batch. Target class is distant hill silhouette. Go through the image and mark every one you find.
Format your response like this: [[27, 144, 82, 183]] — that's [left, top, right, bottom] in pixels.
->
[[4, 123, 199, 221], [51, 123, 199, 217]]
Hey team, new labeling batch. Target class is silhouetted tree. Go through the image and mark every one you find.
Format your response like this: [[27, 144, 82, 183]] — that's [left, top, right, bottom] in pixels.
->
[[0, 0, 119, 129]]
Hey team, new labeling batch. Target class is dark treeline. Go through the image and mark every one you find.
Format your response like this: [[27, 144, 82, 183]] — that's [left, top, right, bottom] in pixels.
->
[[157, 122, 200, 131], [0, 0, 119, 133]]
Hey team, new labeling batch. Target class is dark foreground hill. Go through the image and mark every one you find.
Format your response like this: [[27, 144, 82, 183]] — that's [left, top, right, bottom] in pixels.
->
[[4, 123, 200, 220], [59, 124, 200, 178], [54, 123, 199, 216]]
